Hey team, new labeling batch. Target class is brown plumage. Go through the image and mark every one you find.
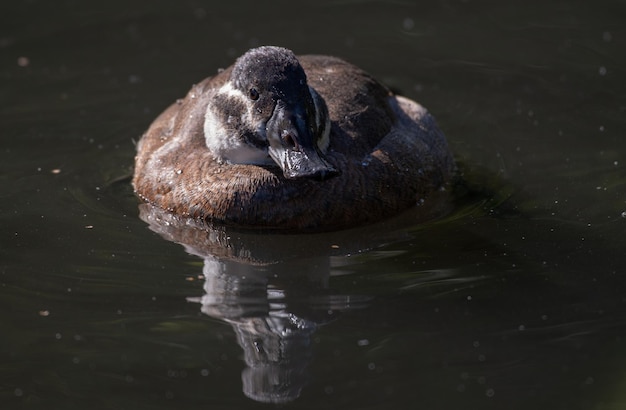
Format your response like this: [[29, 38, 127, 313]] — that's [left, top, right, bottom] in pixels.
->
[[133, 47, 455, 231]]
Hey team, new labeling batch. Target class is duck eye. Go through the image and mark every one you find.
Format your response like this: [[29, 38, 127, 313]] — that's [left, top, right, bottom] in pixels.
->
[[248, 88, 259, 101]]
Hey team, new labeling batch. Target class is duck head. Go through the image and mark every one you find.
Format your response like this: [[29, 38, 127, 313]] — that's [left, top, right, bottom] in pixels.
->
[[204, 46, 338, 180]]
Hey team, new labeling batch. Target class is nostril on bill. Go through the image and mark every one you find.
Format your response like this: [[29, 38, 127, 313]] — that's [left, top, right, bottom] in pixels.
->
[[281, 130, 297, 149]]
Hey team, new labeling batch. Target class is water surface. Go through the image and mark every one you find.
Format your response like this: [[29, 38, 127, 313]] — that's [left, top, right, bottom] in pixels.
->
[[2, 1, 626, 409]]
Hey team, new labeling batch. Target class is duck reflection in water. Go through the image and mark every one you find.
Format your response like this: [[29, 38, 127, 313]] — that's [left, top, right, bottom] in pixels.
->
[[188, 255, 367, 403], [139, 204, 379, 403]]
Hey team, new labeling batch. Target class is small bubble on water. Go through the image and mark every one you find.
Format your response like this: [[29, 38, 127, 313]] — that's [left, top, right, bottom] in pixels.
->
[[402, 17, 415, 30], [486, 388, 495, 397], [17, 56, 29, 67], [621, 211, 626, 218], [357, 339, 370, 347], [599, 66, 607, 76], [14, 388, 23, 397]]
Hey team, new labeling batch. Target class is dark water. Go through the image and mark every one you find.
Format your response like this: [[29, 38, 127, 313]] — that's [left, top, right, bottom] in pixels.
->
[[2, 1, 626, 409]]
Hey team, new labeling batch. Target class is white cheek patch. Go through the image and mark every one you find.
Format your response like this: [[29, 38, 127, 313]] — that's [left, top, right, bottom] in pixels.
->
[[203, 82, 272, 165], [203, 104, 233, 160]]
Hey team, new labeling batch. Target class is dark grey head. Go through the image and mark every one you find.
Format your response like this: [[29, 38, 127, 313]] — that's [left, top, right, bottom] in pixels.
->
[[204, 46, 338, 180]]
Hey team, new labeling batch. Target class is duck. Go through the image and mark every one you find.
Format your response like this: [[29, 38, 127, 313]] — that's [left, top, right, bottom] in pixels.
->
[[133, 46, 455, 231]]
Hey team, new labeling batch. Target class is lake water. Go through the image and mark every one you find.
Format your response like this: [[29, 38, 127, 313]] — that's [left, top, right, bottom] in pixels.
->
[[2, 1, 626, 409]]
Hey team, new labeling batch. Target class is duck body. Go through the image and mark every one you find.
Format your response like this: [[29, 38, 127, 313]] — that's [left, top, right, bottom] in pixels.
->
[[133, 46, 455, 231]]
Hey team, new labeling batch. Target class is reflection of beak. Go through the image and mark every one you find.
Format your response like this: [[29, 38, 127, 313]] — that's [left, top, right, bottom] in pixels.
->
[[266, 100, 338, 180]]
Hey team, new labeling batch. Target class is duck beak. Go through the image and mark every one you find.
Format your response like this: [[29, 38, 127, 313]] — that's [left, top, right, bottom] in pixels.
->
[[266, 100, 339, 180]]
